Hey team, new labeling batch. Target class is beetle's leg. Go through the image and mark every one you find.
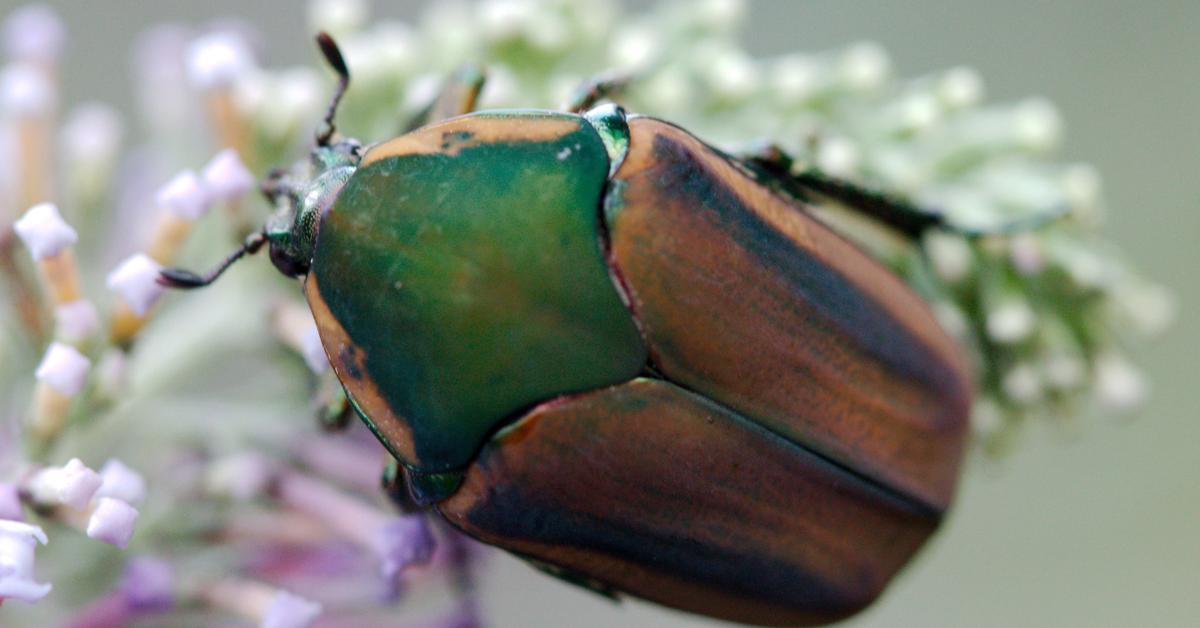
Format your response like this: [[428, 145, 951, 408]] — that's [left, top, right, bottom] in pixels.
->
[[742, 142, 1066, 239], [564, 71, 633, 114], [402, 65, 487, 131], [314, 374, 355, 431]]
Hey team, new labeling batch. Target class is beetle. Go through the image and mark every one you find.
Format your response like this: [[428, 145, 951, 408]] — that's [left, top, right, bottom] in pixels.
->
[[162, 33, 973, 626]]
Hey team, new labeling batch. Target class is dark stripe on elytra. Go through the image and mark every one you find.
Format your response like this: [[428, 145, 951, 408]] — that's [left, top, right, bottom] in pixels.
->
[[647, 133, 959, 399]]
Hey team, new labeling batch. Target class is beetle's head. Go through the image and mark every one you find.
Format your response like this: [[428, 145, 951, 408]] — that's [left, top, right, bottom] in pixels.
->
[[158, 32, 360, 290]]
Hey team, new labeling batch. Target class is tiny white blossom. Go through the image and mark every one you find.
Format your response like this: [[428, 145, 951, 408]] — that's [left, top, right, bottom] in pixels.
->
[[1, 4, 65, 64], [1012, 97, 1061, 151], [53, 299, 100, 343], [770, 53, 821, 104], [937, 67, 984, 109], [815, 137, 860, 178], [35, 342, 90, 396], [307, 0, 369, 38], [96, 459, 147, 505], [14, 202, 76, 260], [261, 590, 322, 628], [923, 231, 973, 283], [61, 102, 124, 166], [1093, 353, 1147, 412], [839, 42, 890, 91], [1002, 363, 1044, 405], [156, 170, 213, 221], [86, 497, 139, 549], [0, 63, 55, 113], [1008, 233, 1045, 275], [29, 458, 102, 511], [0, 520, 51, 603], [106, 254, 165, 317], [986, 300, 1036, 344], [202, 149, 256, 203], [186, 31, 255, 90]]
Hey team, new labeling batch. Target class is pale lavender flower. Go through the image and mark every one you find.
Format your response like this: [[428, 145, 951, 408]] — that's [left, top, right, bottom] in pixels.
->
[[66, 557, 175, 627], [261, 589, 322, 628], [0, 520, 51, 603], [376, 515, 435, 599], [35, 342, 90, 396], [155, 169, 213, 220], [1, 4, 65, 65], [53, 299, 100, 344], [0, 484, 22, 521], [95, 459, 147, 505], [86, 497, 139, 549], [14, 202, 76, 260], [106, 253, 165, 316], [121, 556, 174, 611], [201, 148, 255, 203], [28, 458, 101, 511]]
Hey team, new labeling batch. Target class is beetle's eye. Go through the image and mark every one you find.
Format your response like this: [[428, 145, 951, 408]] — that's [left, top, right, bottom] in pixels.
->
[[270, 244, 309, 278]]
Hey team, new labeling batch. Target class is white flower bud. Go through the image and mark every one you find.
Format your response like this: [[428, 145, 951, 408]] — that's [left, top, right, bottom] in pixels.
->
[[696, 0, 747, 30], [106, 254, 165, 317], [53, 300, 100, 343], [262, 590, 322, 628], [1008, 233, 1045, 275], [840, 42, 890, 91], [770, 53, 821, 104], [479, 0, 534, 41], [970, 397, 1005, 438], [61, 102, 123, 167], [155, 170, 212, 221], [0, 62, 54, 113], [96, 459, 147, 505], [1013, 98, 1061, 151], [937, 67, 983, 109], [1093, 353, 1147, 412], [2, 5, 65, 64], [923, 231, 973, 283], [986, 300, 1037, 344], [1002, 363, 1044, 405], [609, 26, 658, 71], [35, 342, 90, 396], [186, 32, 254, 90], [202, 149, 255, 203], [0, 520, 51, 603], [815, 137, 860, 178], [14, 203, 76, 260], [708, 49, 760, 100], [1043, 353, 1086, 390], [30, 458, 101, 511], [86, 497, 139, 549], [307, 0, 369, 38]]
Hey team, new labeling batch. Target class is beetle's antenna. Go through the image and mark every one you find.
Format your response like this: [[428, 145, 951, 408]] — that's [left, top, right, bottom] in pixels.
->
[[157, 231, 267, 289], [315, 31, 350, 147]]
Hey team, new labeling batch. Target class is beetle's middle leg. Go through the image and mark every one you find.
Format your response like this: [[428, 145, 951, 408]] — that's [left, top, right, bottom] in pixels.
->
[[742, 142, 1066, 239]]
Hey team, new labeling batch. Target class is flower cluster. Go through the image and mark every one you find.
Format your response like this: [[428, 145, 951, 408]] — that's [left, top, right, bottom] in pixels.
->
[[0, 0, 1171, 625]]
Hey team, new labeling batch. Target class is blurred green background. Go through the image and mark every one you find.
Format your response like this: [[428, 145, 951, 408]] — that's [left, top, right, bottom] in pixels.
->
[[6, 1, 1196, 626]]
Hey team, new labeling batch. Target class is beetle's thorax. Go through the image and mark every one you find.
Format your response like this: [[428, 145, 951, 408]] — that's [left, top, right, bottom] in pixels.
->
[[266, 139, 361, 277]]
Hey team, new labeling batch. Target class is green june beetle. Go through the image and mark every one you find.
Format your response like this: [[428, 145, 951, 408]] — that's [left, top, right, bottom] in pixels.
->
[[163, 34, 971, 626]]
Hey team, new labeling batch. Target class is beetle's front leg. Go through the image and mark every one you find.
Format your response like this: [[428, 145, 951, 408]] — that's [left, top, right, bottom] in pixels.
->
[[402, 64, 487, 131], [564, 71, 633, 113]]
